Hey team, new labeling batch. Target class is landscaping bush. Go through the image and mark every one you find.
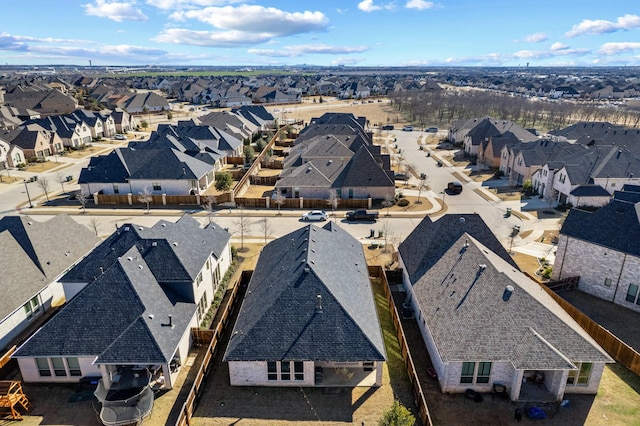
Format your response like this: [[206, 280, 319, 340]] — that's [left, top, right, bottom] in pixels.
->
[[397, 198, 410, 207]]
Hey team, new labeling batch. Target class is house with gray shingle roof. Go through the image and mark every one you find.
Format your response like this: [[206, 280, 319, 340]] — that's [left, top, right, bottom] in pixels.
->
[[553, 198, 640, 314], [14, 215, 231, 393], [78, 146, 215, 196], [399, 214, 613, 401], [0, 215, 99, 351], [224, 222, 386, 387]]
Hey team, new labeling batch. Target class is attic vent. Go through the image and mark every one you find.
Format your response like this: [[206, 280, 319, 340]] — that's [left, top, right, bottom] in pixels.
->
[[138, 227, 143, 231], [316, 294, 323, 313], [328, 160, 333, 164], [152, 242, 157, 246], [27, 222, 32, 225], [479, 264, 487, 271], [138, 265, 143, 269], [124, 227, 130, 231], [459, 217, 466, 225], [173, 242, 178, 247], [161, 224, 166, 227], [502, 285, 515, 301], [65, 251, 70, 256], [127, 256, 133, 261], [148, 314, 154, 320], [307, 167, 312, 172]]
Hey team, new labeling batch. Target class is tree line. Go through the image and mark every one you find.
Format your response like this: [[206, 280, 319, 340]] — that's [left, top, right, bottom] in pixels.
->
[[389, 90, 640, 132]]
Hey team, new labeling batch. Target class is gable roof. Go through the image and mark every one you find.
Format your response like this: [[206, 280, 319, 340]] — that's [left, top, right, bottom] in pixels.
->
[[61, 214, 230, 284], [224, 222, 385, 362], [399, 214, 518, 284], [14, 246, 195, 364], [411, 233, 612, 366], [560, 200, 640, 257]]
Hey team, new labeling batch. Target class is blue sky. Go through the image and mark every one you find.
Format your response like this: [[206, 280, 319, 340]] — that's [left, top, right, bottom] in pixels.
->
[[2, 0, 640, 67]]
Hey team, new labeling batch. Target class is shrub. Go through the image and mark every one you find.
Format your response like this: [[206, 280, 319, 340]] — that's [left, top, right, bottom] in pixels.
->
[[397, 198, 410, 207], [379, 400, 415, 426]]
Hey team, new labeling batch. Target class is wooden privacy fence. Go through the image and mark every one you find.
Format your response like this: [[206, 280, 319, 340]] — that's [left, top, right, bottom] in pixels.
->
[[541, 286, 640, 375], [234, 196, 370, 210], [369, 265, 433, 426], [174, 271, 251, 426]]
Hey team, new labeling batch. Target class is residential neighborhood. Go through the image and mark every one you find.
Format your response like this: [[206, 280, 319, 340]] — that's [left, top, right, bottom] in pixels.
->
[[0, 66, 639, 426]]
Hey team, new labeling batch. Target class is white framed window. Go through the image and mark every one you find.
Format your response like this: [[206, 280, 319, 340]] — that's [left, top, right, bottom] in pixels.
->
[[152, 182, 161, 191], [567, 362, 592, 386], [24, 296, 41, 319], [35, 357, 81, 377], [460, 361, 492, 384], [625, 284, 640, 304]]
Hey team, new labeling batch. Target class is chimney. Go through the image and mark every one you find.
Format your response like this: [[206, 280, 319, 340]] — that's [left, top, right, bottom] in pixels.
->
[[502, 285, 514, 301]]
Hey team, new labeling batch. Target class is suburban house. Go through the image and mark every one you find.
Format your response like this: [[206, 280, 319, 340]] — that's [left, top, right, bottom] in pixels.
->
[[24, 115, 92, 148], [118, 91, 170, 113], [13, 215, 231, 423], [275, 113, 395, 201], [0, 215, 99, 352], [552, 194, 640, 314], [150, 122, 243, 159], [231, 105, 275, 131], [1, 123, 63, 160], [449, 117, 537, 158], [68, 109, 117, 139], [78, 147, 215, 196], [109, 108, 137, 134], [0, 137, 26, 169], [224, 222, 386, 387], [398, 214, 613, 401], [4, 85, 79, 116]]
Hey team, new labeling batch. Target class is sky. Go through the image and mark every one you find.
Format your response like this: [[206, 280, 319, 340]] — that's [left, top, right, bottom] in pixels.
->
[[2, 0, 640, 67]]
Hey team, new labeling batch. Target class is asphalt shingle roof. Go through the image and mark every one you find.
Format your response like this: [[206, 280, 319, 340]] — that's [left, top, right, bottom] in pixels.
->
[[411, 234, 612, 366], [224, 222, 386, 362]]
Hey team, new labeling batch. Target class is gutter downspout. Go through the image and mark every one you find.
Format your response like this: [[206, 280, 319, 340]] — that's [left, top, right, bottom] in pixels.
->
[[612, 253, 627, 303]]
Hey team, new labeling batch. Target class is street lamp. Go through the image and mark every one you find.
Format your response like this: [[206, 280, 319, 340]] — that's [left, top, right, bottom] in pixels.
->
[[23, 179, 33, 208], [439, 190, 446, 208]]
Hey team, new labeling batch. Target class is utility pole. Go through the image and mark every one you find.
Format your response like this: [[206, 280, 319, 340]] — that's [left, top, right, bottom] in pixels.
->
[[23, 179, 33, 208]]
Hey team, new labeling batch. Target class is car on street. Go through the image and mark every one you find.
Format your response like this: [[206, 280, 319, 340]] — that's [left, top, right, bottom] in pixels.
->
[[301, 210, 328, 221], [402, 126, 414, 131], [382, 125, 394, 130], [425, 127, 439, 133], [113, 134, 127, 140], [345, 209, 379, 222], [447, 181, 463, 194]]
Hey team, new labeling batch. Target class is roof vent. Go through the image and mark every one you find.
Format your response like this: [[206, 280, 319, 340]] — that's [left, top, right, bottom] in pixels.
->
[[124, 227, 130, 231], [479, 264, 487, 271], [27, 222, 32, 225], [316, 294, 323, 313], [173, 242, 178, 247], [148, 314, 154, 320], [152, 241, 157, 246], [161, 223, 166, 227], [459, 217, 466, 225], [127, 256, 133, 261], [138, 265, 143, 269], [502, 285, 515, 301]]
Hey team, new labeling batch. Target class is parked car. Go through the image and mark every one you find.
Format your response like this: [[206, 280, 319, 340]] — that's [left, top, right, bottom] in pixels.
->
[[113, 134, 127, 140], [425, 127, 439, 133], [301, 210, 328, 222], [447, 181, 463, 194], [346, 209, 379, 222], [402, 126, 414, 131], [394, 173, 409, 181], [382, 125, 394, 130]]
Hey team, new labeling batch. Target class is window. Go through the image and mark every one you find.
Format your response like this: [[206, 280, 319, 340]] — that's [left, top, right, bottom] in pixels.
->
[[267, 361, 277, 381], [294, 362, 304, 381], [477, 362, 492, 384], [626, 284, 639, 304], [24, 296, 40, 319], [280, 361, 291, 380], [66, 358, 81, 376], [36, 358, 51, 377], [577, 362, 592, 385], [113, 183, 119, 194], [604, 278, 612, 288], [52, 358, 66, 377], [195, 272, 203, 287], [568, 362, 592, 386], [152, 182, 161, 191], [363, 361, 374, 371], [460, 362, 475, 384]]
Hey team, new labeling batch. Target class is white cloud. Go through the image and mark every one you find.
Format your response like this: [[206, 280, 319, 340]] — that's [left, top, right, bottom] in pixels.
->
[[599, 42, 640, 55], [146, 0, 237, 10], [248, 44, 368, 57], [154, 29, 271, 47], [357, 0, 394, 13], [332, 56, 364, 65], [550, 42, 569, 51], [566, 14, 640, 37], [83, 0, 148, 22], [405, 0, 435, 10], [515, 32, 548, 43], [171, 5, 328, 37]]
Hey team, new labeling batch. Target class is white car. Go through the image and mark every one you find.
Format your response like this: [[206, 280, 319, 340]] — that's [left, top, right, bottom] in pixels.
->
[[301, 210, 328, 221], [114, 134, 127, 140]]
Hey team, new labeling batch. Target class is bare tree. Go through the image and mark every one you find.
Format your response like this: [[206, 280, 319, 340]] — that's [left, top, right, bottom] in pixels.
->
[[273, 191, 285, 215], [255, 217, 272, 245], [326, 189, 339, 221], [89, 217, 100, 236], [201, 195, 216, 223], [77, 192, 89, 214], [138, 188, 153, 213], [416, 173, 429, 203], [404, 163, 418, 186], [56, 173, 67, 194], [379, 219, 394, 253], [234, 207, 250, 251], [36, 176, 50, 202]]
